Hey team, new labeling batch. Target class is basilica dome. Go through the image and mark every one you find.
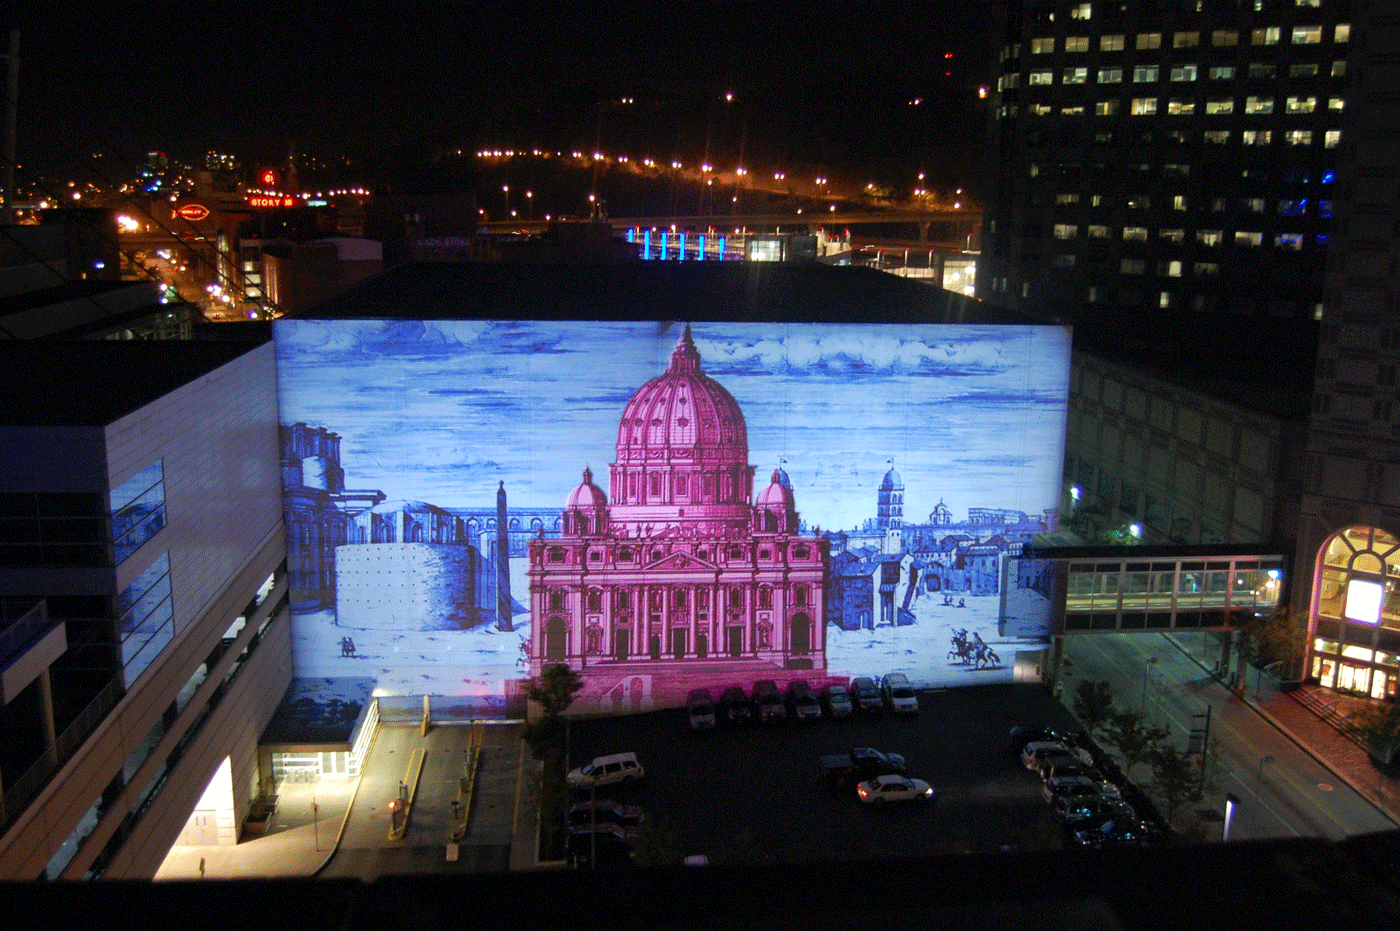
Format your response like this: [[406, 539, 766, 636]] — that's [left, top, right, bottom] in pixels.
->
[[565, 467, 607, 510], [614, 325, 747, 468]]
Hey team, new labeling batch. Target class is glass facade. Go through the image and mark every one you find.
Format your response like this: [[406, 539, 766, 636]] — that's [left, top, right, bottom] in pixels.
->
[[119, 551, 174, 688], [110, 461, 166, 565], [1310, 526, 1400, 699]]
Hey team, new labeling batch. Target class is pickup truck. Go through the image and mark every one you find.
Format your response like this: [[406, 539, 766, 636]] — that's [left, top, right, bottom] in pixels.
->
[[820, 747, 907, 789]]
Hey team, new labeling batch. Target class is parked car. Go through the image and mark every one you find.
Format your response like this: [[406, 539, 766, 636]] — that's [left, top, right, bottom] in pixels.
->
[[1010, 725, 1071, 755], [822, 683, 854, 718], [1054, 795, 1136, 827], [880, 673, 918, 714], [786, 680, 822, 722], [567, 752, 644, 789], [1042, 775, 1116, 805], [856, 774, 936, 804], [720, 686, 753, 724], [687, 689, 716, 730], [820, 747, 908, 789], [1022, 741, 1092, 773], [849, 677, 882, 714], [1035, 749, 1096, 780], [753, 680, 786, 722], [1072, 816, 1149, 848], [565, 824, 637, 866], [567, 799, 644, 827]]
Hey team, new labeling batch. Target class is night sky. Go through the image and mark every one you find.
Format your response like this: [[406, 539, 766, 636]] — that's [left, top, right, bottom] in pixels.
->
[[9, 1, 995, 189]]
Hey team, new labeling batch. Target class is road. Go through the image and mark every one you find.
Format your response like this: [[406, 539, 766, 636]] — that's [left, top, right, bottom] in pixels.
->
[[1060, 631, 1397, 841]]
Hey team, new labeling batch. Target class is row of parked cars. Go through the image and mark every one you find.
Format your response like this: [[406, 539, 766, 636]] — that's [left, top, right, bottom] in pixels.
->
[[563, 752, 647, 866], [687, 674, 919, 729], [1011, 726, 1154, 848]]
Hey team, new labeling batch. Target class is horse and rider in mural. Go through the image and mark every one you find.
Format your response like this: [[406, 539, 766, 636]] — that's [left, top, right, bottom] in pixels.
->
[[948, 628, 1001, 670]]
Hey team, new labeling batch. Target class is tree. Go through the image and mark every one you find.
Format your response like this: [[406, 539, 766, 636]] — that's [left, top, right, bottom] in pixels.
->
[[1236, 607, 1308, 678], [1147, 744, 1206, 827], [1348, 699, 1400, 765], [1072, 679, 1116, 736], [1102, 709, 1171, 781], [527, 663, 584, 717]]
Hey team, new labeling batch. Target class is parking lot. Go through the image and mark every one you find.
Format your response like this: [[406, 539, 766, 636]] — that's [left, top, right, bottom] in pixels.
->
[[566, 682, 1082, 863]]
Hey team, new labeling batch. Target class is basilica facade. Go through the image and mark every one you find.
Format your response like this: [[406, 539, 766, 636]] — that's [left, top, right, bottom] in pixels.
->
[[527, 326, 829, 713]]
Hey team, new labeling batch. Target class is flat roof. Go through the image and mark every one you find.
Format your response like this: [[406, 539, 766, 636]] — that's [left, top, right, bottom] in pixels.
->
[[0, 339, 268, 427], [298, 261, 1043, 326]]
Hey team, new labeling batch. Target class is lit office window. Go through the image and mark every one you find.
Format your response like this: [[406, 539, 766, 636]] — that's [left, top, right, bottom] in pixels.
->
[[1030, 70, 1054, 85], [1031, 37, 1056, 53], [1332, 60, 1347, 76], [1066, 36, 1091, 52], [1054, 224, 1079, 239], [1171, 194, 1188, 210], [1130, 97, 1158, 115], [1123, 226, 1148, 241], [1071, 3, 1093, 19], [1328, 97, 1344, 111], [1064, 67, 1088, 84], [1194, 262, 1221, 275], [1290, 63, 1320, 77], [1203, 130, 1230, 143], [110, 460, 167, 566], [1276, 233, 1304, 250], [1088, 225, 1111, 239], [1292, 25, 1324, 44], [1159, 229, 1185, 243], [1165, 261, 1183, 277], [1235, 231, 1264, 246], [1197, 229, 1223, 246], [1098, 67, 1123, 83], [1252, 27, 1280, 45], [1286, 96, 1316, 113], [1286, 129, 1314, 145], [1167, 99, 1194, 115], [1295, 0, 1320, 7], [1211, 30, 1239, 46], [1055, 193, 1081, 205], [1319, 200, 1333, 218], [1095, 100, 1120, 116], [1278, 198, 1307, 216], [1159, 291, 1174, 308], [1133, 65, 1159, 82], [1209, 65, 1236, 79], [1242, 130, 1273, 145], [1206, 98, 1234, 114], [1170, 64, 1198, 81], [1325, 129, 1341, 148], [998, 73, 1021, 90], [1173, 31, 1200, 48], [1243, 197, 1266, 213], [1248, 63, 1277, 78], [1335, 24, 1351, 42], [1245, 96, 1274, 114], [1101, 34, 1125, 51], [1136, 32, 1162, 50], [1061, 105, 1086, 115], [1029, 103, 1053, 116]]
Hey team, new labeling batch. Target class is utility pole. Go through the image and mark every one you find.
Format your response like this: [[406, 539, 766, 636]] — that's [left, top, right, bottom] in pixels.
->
[[1, 29, 18, 214]]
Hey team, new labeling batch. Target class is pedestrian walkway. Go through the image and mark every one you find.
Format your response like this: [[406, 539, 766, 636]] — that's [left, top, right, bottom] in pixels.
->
[[155, 721, 544, 881], [1163, 632, 1400, 829]]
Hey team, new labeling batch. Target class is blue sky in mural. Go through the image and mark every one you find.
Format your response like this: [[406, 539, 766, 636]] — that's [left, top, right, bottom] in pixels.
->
[[272, 320, 1070, 532]]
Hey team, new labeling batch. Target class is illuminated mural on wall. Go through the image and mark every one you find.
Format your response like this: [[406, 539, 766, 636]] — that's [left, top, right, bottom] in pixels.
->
[[272, 319, 1071, 715]]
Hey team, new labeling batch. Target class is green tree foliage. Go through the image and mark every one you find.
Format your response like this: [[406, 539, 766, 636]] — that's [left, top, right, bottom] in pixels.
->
[[1237, 607, 1307, 674], [527, 663, 584, 716], [1349, 699, 1400, 765], [1103, 709, 1171, 781], [1147, 744, 1206, 827], [1072, 679, 1116, 736]]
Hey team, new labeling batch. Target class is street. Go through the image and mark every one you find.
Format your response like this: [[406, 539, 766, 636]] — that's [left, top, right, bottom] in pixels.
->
[[1059, 631, 1397, 841]]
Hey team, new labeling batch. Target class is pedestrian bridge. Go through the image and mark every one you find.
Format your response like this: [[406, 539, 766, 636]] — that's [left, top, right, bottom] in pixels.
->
[[1023, 545, 1287, 635]]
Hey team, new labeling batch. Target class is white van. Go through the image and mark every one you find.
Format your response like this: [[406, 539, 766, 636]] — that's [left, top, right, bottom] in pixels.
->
[[567, 752, 644, 789], [881, 673, 919, 714]]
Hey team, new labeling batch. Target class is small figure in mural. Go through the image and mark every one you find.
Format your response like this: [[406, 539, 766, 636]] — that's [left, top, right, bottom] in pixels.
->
[[340, 637, 351, 657], [957, 597, 966, 608]]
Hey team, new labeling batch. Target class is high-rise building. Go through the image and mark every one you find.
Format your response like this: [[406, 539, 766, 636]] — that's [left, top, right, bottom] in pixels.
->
[[979, 0, 1352, 321]]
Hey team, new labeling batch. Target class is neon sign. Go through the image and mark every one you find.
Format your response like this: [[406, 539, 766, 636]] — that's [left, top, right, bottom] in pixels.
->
[[259, 168, 280, 188], [176, 204, 210, 222], [247, 196, 298, 209]]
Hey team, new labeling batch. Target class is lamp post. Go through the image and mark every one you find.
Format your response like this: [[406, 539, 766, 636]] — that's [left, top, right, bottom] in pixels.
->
[[502, 184, 510, 219], [1251, 754, 1275, 838], [526, 190, 533, 219], [1140, 656, 1159, 713]]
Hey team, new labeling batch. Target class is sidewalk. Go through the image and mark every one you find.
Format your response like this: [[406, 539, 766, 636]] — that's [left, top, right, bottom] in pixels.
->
[[1163, 632, 1400, 829], [156, 722, 545, 881]]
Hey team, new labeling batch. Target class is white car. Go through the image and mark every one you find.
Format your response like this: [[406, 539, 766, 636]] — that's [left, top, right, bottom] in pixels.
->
[[856, 774, 936, 804], [567, 752, 643, 789]]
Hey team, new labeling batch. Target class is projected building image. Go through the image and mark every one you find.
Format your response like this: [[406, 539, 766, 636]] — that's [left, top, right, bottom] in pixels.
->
[[273, 320, 1070, 716]]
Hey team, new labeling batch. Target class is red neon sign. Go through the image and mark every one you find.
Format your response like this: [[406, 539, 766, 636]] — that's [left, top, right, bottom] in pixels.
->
[[176, 203, 210, 222], [259, 168, 280, 187], [247, 195, 298, 209]]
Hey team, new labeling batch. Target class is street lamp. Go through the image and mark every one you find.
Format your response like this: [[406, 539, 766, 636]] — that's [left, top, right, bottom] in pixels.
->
[[1251, 754, 1275, 838], [502, 184, 510, 218], [1140, 657, 1159, 713], [526, 190, 533, 219]]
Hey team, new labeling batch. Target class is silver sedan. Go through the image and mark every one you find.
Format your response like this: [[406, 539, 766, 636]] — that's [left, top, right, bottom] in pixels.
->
[[856, 774, 936, 804]]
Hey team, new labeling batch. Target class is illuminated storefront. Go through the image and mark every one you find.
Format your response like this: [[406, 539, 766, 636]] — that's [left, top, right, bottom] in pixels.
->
[[1309, 526, 1400, 699]]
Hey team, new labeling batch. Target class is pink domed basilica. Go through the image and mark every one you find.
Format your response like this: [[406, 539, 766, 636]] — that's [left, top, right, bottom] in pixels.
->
[[527, 326, 829, 713]]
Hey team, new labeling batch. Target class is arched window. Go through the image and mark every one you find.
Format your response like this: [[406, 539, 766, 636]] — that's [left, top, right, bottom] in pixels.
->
[[758, 587, 773, 609], [587, 589, 603, 612], [546, 617, 567, 661], [549, 589, 565, 611], [1312, 525, 1400, 697]]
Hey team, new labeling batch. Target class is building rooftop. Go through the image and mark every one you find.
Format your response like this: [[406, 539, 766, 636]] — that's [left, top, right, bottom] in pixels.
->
[[0, 339, 268, 427], [299, 260, 1039, 325]]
